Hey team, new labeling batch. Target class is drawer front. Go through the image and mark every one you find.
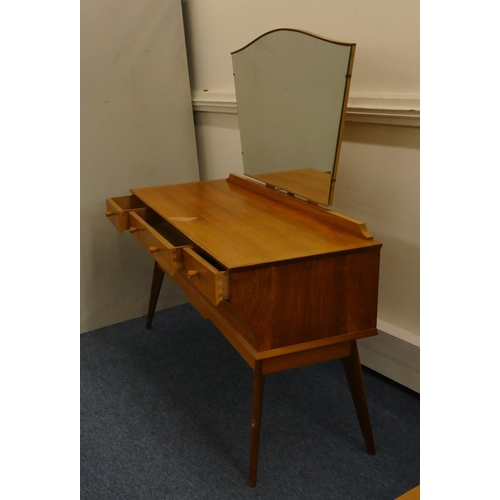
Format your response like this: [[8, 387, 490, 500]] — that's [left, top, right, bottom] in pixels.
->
[[129, 212, 189, 276], [106, 195, 147, 233], [182, 247, 229, 305]]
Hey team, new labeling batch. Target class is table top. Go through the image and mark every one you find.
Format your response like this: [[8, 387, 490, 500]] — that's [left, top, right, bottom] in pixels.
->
[[131, 177, 380, 270]]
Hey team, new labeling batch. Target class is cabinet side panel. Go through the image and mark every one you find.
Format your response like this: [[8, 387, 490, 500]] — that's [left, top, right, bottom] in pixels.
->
[[230, 248, 380, 351], [229, 267, 275, 351], [346, 248, 381, 333]]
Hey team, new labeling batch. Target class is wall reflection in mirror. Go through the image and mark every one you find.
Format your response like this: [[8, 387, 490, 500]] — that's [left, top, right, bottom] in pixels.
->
[[232, 29, 355, 206]]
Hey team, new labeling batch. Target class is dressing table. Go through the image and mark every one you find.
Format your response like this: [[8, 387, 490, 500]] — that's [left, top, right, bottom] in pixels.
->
[[105, 29, 381, 487]]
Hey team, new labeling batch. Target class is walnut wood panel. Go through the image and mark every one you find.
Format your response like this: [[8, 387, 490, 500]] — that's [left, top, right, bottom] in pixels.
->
[[131, 179, 380, 270], [345, 247, 381, 333], [230, 247, 381, 351], [169, 262, 377, 375], [255, 328, 377, 361], [262, 341, 351, 375]]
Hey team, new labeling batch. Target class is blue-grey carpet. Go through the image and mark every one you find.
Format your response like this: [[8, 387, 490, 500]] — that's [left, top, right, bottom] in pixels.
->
[[81, 303, 419, 499]]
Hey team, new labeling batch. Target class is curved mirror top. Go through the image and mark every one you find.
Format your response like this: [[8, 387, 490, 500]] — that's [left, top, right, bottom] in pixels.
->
[[232, 29, 355, 205]]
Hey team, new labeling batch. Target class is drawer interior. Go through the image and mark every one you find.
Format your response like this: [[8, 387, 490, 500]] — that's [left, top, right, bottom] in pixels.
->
[[192, 247, 227, 272], [112, 195, 147, 211], [131, 208, 228, 272], [107, 195, 148, 232], [148, 212, 227, 271], [139, 211, 194, 248]]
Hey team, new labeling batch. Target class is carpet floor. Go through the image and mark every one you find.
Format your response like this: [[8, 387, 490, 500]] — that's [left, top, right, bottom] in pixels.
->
[[81, 303, 419, 499]]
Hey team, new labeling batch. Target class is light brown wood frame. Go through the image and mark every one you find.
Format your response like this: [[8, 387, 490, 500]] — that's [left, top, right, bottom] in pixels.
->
[[231, 28, 356, 206]]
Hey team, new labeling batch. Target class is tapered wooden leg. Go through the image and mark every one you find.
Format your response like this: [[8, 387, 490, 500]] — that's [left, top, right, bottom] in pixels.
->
[[342, 341, 376, 454], [248, 361, 265, 487], [146, 261, 165, 329]]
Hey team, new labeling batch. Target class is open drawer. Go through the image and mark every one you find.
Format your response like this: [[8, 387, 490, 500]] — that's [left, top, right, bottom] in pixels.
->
[[128, 211, 230, 305], [128, 211, 192, 276], [181, 247, 230, 306], [106, 195, 148, 233]]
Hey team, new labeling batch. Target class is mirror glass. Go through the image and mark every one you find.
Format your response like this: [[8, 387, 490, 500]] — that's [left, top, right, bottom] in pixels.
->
[[232, 29, 355, 206]]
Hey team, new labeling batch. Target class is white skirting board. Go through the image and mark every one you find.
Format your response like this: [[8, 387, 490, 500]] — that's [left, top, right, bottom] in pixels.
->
[[358, 321, 420, 393]]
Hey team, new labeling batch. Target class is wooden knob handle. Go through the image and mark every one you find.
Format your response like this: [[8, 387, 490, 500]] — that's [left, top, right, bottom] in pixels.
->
[[129, 227, 138, 233], [186, 270, 199, 278], [105, 211, 118, 217], [148, 247, 160, 253]]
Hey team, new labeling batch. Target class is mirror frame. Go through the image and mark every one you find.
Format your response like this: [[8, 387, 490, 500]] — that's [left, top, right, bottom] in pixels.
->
[[231, 29, 356, 206]]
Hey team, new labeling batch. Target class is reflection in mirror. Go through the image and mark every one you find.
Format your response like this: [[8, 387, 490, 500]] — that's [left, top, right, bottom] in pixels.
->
[[232, 29, 355, 206]]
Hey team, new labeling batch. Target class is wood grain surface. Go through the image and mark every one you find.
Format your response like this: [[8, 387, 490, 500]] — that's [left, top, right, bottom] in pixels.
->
[[230, 247, 380, 351], [131, 179, 380, 270]]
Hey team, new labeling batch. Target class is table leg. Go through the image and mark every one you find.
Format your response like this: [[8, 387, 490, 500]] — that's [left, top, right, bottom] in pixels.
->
[[146, 261, 165, 329], [248, 361, 265, 487], [341, 340, 376, 454]]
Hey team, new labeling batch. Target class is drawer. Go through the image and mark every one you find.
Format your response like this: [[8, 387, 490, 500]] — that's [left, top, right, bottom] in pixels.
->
[[105, 195, 148, 233], [128, 211, 192, 276], [181, 247, 230, 306]]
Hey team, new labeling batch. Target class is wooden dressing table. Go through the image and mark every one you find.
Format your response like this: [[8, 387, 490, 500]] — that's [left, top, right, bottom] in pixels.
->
[[105, 173, 381, 486], [105, 29, 381, 487]]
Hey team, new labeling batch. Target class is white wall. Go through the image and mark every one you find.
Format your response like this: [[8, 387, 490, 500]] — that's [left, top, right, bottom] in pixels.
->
[[182, 0, 419, 96], [81, 0, 199, 333], [333, 122, 420, 392], [181, 0, 420, 390]]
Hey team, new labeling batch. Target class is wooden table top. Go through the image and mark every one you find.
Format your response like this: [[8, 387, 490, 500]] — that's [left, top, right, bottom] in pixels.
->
[[131, 178, 380, 270]]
